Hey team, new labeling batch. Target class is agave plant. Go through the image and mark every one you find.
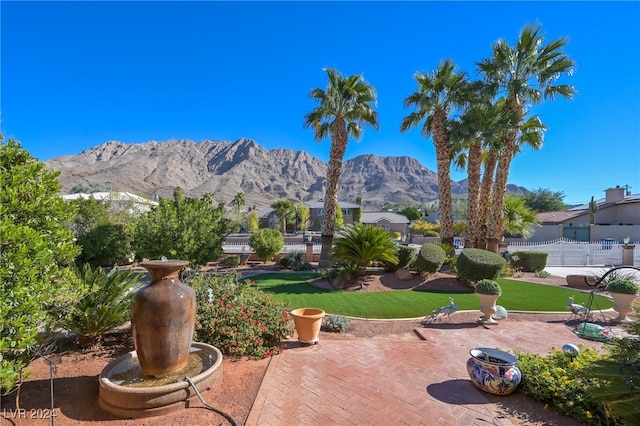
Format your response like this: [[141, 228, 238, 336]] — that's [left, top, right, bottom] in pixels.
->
[[61, 264, 143, 348]]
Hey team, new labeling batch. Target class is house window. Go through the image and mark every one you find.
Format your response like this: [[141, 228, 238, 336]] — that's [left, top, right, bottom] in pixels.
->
[[317, 209, 323, 217], [343, 209, 351, 216]]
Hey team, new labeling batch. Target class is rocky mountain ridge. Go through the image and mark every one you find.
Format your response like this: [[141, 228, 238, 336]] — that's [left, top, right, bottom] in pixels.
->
[[45, 138, 528, 209]]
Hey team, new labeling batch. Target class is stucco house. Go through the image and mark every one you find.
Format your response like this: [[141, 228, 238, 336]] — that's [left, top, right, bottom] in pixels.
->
[[305, 199, 361, 231], [532, 186, 640, 242], [360, 211, 410, 235], [62, 191, 158, 215]]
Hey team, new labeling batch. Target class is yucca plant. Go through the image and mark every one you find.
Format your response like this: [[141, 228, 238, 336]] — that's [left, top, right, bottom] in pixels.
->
[[61, 265, 143, 348], [332, 224, 398, 269]]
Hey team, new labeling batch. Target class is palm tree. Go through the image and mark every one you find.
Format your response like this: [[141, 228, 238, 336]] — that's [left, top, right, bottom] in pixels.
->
[[401, 59, 468, 247], [478, 24, 575, 252], [270, 199, 295, 234], [332, 223, 398, 269], [502, 194, 539, 238], [232, 191, 245, 216], [304, 68, 379, 268], [451, 91, 513, 249]]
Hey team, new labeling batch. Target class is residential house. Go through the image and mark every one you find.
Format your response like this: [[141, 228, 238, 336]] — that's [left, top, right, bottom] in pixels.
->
[[360, 211, 410, 236], [305, 200, 361, 231], [532, 186, 640, 242]]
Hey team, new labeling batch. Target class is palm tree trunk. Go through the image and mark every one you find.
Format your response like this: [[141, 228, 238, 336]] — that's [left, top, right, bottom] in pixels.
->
[[465, 139, 482, 248], [476, 149, 497, 249], [487, 131, 517, 252], [432, 109, 454, 247], [319, 118, 348, 268]]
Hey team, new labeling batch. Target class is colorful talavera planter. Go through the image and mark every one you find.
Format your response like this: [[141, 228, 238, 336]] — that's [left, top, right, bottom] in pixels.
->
[[466, 347, 521, 395]]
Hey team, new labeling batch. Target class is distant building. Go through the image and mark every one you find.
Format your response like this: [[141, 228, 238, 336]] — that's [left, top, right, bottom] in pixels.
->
[[62, 191, 158, 215], [360, 211, 410, 235]]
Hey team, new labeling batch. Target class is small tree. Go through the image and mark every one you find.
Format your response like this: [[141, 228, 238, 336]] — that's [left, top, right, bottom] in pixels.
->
[[271, 199, 295, 234], [133, 189, 228, 265], [335, 203, 344, 229], [249, 228, 284, 262], [1, 137, 81, 394], [247, 210, 259, 232], [296, 202, 310, 233]]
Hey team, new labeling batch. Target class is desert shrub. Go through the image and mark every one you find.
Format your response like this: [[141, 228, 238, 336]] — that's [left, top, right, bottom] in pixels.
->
[[322, 315, 350, 332], [456, 248, 506, 283], [188, 271, 292, 359], [515, 346, 610, 424], [423, 230, 439, 237], [510, 251, 548, 272], [249, 228, 284, 262], [60, 265, 143, 348], [414, 243, 446, 274], [1, 138, 81, 394], [332, 223, 398, 268], [279, 252, 314, 271], [534, 269, 551, 278], [384, 245, 417, 272], [220, 255, 240, 268]]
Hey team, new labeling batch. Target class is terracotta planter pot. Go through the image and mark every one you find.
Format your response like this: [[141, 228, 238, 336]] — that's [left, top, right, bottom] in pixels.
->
[[290, 308, 325, 344], [133, 260, 195, 377], [609, 292, 637, 324], [476, 293, 500, 325]]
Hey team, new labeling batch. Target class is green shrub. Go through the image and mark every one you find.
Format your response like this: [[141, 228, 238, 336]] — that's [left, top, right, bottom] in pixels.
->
[[1, 138, 81, 394], [220, 255, 240, 268], [423, 230, 439, 237], [515, 346, 610, 424], [606, 279, 639, 294], [188, 271, 293, 359], [414, 243, 446, 274], [534, 269, 551, 278], [133, 189, 228, 266], [456, 248, 506, 283], [510, 251, 548, 272], [249, 228, 284, 262], [61, 265, 143, 348], [279, 252, 314, 271], [384, 245, 417, 272], [332, 224, 398, 268], [473, 279, 501, 295], [76, 223, 133, 266], [322, 315, 350, 332]]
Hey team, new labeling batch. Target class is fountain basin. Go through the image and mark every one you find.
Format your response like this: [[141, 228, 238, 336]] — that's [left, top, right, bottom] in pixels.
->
[[99, 342, 222, 418]]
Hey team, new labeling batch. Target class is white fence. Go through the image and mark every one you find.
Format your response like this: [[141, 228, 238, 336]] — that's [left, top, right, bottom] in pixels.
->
[[506, 238, 639, 266], [223, 238, 639, 266], [222, 241, 322, 255]]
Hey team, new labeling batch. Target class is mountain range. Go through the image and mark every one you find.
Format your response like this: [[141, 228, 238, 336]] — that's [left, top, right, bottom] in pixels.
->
[[44, 138, 528, 209]]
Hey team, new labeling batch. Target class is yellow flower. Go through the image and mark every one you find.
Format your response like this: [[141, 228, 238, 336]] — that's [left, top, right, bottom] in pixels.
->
[[586, 411, 593, 419]]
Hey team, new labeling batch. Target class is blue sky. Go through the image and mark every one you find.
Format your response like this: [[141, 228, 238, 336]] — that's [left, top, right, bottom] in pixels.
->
[[2, 1, 639, 205]]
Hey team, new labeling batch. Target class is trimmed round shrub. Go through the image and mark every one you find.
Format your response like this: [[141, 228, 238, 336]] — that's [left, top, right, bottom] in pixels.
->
[[456, 248, 506, 283], [474, 279, 502, 295], [414, 243, 446, 274], [510, 251, 548, 272], [384, 245, 417, 272]]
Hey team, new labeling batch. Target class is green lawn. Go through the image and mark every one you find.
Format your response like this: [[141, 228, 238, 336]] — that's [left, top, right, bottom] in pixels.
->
[[247, 272, 613, 319]]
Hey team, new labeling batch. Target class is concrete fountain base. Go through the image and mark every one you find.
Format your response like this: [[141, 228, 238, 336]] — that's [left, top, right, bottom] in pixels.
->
[[99, 342, 223, 418]]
